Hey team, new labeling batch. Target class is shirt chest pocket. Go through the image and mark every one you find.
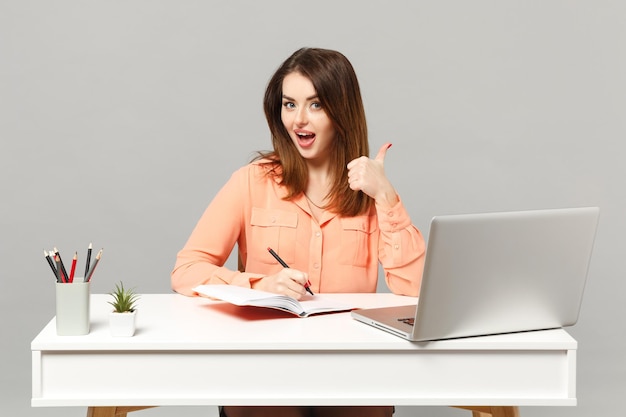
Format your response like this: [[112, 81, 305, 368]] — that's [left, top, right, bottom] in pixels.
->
[[249, 207, 298, 265], [339, 216, 377, 267]]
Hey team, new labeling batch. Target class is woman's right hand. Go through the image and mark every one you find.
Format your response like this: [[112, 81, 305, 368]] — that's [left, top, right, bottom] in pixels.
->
[[251, 268, 309, 300]]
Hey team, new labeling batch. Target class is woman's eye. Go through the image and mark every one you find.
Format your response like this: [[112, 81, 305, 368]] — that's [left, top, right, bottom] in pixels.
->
[[311, 102, 322, 110], [283, 102, 296, 109]]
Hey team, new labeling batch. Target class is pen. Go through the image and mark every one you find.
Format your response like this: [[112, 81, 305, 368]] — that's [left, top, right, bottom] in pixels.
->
[[69, 252, 77, 283], [44, 250, 60, 282], [267, 247, 314, 296], [85, 248, 102, 282], [84, 242, 92, 278]]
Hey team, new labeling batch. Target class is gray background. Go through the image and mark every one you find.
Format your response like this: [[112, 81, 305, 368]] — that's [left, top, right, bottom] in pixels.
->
[[1, 1, 624, 417]]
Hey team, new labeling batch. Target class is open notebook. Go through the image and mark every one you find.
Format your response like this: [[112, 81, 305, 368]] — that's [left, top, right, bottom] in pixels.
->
[[194, 284, 352, 317]]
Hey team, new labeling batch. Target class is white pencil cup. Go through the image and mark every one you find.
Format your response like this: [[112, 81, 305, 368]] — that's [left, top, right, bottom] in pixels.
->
[[55, 281, 90, 336]]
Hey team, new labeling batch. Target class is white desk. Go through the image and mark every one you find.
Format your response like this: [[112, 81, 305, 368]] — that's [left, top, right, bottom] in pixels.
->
[[31, 294, 577, 417]]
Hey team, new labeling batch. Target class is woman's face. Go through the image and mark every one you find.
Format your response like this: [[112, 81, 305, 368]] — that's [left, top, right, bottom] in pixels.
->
[[281, 72, 336, 166]]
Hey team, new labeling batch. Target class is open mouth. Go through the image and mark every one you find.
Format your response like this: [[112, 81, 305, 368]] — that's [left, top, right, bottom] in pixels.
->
[[295, 130, 316, 147]]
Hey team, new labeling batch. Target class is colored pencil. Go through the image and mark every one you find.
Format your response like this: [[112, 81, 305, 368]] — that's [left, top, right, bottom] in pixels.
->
[[85, 248, 102, 282], [54, 253, 66, 283], [44, 250, 59, 282], [84, 242, 92, 278], [69, 252, 77, 283], [53, 247, 69, 283]]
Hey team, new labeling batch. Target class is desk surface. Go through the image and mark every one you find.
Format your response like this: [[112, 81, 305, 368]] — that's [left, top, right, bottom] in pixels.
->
[[32, 293, 577, 407]]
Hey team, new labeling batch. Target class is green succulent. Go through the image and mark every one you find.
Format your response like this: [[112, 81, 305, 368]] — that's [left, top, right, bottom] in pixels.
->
[[108, 281, 140, 313]]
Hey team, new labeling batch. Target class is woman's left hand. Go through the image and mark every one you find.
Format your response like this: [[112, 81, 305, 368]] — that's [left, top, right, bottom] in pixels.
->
[[347, 143, 399, 206]]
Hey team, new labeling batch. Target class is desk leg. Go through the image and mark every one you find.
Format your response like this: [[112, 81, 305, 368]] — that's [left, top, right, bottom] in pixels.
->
[[455, 406, 520, 417], [86, 406, 156, 417]]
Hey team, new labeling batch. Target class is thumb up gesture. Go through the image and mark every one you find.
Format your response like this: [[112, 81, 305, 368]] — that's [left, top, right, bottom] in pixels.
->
[[347, 143, 399, 206]]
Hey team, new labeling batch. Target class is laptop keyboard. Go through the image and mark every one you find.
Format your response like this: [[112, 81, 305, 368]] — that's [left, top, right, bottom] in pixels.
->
[[398, 317, 414, 326]]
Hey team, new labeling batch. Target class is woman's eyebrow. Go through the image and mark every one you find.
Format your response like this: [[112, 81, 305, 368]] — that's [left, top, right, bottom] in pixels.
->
[[282, 94, 319, 101]]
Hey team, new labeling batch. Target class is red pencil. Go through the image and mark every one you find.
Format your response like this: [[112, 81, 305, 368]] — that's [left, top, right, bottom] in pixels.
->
[[69, 252, 77, 283]]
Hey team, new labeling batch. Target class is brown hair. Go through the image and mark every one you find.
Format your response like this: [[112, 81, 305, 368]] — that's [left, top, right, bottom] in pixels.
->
[[257, 47, 372, 217]]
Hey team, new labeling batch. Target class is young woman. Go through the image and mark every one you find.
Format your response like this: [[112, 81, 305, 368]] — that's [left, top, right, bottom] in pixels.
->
[[171, 48, 426, 417]]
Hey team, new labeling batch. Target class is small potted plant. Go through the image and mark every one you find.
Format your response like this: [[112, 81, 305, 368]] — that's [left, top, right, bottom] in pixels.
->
[[108, 281, 140, 337]]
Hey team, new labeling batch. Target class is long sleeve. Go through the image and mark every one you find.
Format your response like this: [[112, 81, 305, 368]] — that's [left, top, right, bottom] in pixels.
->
[[171, 167, 263, 296], [375, 198, 426, 296]]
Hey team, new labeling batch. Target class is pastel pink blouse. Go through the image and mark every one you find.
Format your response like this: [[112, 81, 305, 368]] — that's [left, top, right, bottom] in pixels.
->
[[172, 162, 426, 296]]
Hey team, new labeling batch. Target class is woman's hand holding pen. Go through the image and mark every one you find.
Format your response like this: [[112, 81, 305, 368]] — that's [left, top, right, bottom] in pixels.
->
[[252, 268, 310, 300], [347, 143, 399, 207]]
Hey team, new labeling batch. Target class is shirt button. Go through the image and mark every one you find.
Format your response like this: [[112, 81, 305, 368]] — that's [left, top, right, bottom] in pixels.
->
[[394, 244, 400, 250], [313, 263, 320, 269], [271, 217, 276, 223], [315, 231, 321, 237], [388, 211, 394, 217]]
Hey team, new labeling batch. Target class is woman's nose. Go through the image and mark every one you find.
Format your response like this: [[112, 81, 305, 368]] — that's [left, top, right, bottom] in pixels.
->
[[294, 107, 307, 126]]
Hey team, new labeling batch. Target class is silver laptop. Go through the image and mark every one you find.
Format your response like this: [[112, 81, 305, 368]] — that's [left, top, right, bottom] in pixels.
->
[[351, 207, 600, 341]]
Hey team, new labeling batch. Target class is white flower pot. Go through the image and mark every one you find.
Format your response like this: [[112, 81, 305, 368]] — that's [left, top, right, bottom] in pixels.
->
[[109, 310, 137, 337]]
